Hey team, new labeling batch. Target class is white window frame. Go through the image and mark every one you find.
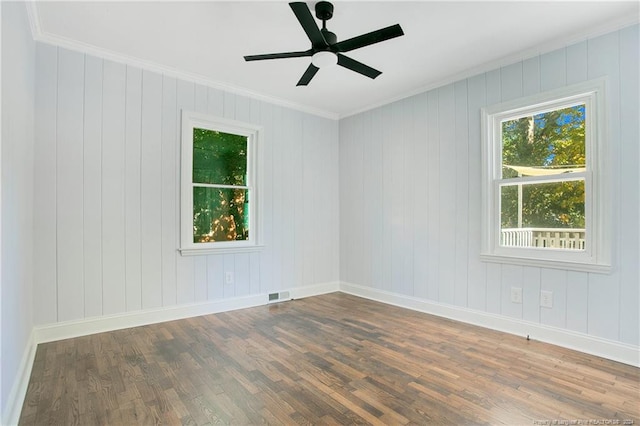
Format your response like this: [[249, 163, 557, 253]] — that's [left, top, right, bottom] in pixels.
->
[[180, 110, 263, 255], [480, 79, 611, 273]]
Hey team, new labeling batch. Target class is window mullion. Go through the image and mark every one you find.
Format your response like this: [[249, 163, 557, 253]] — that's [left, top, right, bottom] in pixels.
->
[[192, 183, 250, 190], [498, 172, 588, 186]]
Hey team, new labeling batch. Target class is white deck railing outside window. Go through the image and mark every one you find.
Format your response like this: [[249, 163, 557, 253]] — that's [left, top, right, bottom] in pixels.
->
[[501, 228, 586, 250]]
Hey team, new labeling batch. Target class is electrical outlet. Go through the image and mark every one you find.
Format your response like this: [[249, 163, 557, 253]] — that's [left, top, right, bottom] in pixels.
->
[[510, 287, 523, 304], [225, 271, 234, 285], [541, 290, 553, 308]]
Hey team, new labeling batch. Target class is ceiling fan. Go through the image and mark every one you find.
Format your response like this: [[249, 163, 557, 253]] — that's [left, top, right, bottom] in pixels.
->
[[243, 1, 404, 86]]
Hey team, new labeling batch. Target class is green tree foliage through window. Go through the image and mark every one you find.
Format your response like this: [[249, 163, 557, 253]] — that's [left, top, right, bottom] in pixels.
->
[[500, 105, 586, 228], [192, 128, 249, 243]]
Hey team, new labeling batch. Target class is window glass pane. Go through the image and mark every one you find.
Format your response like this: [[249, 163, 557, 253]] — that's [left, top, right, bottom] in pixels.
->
[[500, 180, 585, 250], [193, 128, 247, 185], [501, 105, 585, 179], [193, 187, 249, 243]]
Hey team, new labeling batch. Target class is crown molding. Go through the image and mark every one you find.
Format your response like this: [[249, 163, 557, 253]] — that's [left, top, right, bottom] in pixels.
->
[[24, 3, 339, 121], [24, 1, 41, 40], [340, 14, 639, 119], [21, 2, 638, 121]]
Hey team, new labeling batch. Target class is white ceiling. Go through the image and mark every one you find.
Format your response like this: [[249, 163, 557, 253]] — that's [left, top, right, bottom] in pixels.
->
[[32, 1, 639, 118]]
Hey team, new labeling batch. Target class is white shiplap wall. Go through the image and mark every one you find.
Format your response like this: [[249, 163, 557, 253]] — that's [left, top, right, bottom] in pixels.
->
[[33, 44, 340, 326], [339, 25, 639, 347], [1, 2, 36, 419]]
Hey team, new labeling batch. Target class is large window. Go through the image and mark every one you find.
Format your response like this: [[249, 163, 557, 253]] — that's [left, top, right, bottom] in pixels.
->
[[481, 80, 610, 272], [180, 111, 262, 255]]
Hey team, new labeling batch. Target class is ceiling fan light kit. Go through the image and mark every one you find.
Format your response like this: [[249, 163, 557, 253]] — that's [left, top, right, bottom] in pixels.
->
[[243, 1, 404, 86], [311, 51, 337, 68]]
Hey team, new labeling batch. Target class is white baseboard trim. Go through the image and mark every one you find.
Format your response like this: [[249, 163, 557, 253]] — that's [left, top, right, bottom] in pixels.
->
[[35, 294, 264, 344], [2, 329, 37, 426], [290, 281, 340, 300], [339, 281, 640, 368], [11, 278, 636, 426], [2, 281, 337, 424], [34, 281, 340, 345]]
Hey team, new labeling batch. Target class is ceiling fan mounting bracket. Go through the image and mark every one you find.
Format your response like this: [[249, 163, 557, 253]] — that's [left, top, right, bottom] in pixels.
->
[[315, 1, 334, 22]]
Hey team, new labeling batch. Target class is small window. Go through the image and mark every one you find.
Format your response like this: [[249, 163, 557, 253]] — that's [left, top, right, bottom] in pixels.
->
[[180, 111, 263, 255], [481, 80, 610, 272]]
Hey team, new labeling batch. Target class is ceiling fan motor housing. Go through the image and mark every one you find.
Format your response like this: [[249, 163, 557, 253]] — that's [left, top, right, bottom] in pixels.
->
[[321, 29, 337, 46]]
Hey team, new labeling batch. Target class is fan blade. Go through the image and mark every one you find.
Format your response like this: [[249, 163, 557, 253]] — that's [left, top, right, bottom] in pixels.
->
[[297, 63, 320, 86], [337, 54, 381, 79], [334, 24, 404, 53], [244, 50, 312, 61], [289, 2, 327, 47]]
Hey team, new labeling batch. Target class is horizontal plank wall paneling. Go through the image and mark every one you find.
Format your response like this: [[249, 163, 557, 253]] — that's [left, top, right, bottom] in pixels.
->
[[339, 25, 640, 349], [33, 46, 339, 326]]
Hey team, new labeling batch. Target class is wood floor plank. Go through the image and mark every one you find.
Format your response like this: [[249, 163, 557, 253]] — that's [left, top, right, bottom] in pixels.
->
[[19, 293, 640, 425]]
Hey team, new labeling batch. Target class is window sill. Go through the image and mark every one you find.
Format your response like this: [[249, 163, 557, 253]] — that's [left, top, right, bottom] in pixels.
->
[[179, 245, 265, 256], [480, 253, 611, 274]]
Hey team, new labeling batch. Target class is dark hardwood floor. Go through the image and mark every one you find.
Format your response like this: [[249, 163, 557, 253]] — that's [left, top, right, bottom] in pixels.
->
[[19, 292, 639, 425]]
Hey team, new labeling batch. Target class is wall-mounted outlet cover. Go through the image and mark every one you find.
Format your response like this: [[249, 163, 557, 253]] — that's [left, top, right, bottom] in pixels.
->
[[511, 287, 523, 304]]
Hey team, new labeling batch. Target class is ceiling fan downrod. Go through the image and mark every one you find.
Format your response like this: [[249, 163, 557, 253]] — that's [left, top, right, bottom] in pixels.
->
[[316, 1, 337, 45]]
